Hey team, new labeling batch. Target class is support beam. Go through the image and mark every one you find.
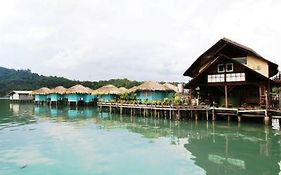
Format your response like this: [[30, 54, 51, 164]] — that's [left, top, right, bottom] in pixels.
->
[[224, 85, 228, 108]]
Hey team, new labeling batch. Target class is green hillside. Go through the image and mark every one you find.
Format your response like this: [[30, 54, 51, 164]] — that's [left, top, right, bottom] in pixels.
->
[[0, 67, 141, 96]]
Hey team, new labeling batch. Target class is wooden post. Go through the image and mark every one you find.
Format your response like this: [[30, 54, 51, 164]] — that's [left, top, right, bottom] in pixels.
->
[[224, 85, 228, 108], [195, 111, 198, 121], [169, 109, 172, 120], [212, 107, 215, 121], [264, 110, 270, 125], [238, 114, 241, 123]]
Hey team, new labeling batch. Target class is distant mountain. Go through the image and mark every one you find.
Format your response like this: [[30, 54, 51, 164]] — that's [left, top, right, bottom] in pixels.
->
[[0, 66, 141, 96]]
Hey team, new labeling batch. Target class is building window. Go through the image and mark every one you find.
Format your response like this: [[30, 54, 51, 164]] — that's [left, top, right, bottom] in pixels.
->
[[226, 63, 233, 72], [208, 74, 225, 83], [233, 57, 247, 64], [226, 73, 246, 82], [217, 64, 225, 73]]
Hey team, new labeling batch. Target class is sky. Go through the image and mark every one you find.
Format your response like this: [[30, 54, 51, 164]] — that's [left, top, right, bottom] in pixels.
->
[[0, 0, 281, 82]]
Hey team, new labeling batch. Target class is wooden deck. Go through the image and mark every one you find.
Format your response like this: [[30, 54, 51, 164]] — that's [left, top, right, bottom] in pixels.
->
[[97, 102, 281, 125]]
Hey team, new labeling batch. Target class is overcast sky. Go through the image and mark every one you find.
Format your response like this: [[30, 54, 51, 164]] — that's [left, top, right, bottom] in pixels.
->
[[0, 0, 280, 82]]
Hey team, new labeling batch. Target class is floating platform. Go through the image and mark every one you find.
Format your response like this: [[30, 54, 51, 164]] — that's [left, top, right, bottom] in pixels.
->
[[97, 102, 281, 125]]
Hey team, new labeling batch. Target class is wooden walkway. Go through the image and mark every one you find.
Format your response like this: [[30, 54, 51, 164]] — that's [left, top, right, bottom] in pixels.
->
[[98, 102, 281, 125]]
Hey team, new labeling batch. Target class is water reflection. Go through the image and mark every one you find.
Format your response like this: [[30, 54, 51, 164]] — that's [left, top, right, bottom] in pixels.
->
[[3, 102, 281, 175]]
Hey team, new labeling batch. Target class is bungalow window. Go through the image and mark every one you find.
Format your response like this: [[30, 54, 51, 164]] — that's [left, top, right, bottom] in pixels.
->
[[226, 63, 233, 72], [217, 64, 225, 73]]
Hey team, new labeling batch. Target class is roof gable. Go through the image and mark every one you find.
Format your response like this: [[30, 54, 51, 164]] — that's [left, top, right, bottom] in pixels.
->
[[183, 38, 278, 78], [186, 54, 274, 87]]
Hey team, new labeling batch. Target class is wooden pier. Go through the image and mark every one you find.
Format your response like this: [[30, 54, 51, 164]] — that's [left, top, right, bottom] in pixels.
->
[[98, 102, 281, 125]]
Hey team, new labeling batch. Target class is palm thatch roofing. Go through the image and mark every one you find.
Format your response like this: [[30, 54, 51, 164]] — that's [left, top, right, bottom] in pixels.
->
[[119, 87, 128, 93], [31, 87, 50, 95], [127, 86, 138, 93], [93, 85, 122, 95], [130, 81, 172, 92], [65, 84, 93, 94], [49, 86, 67, 94], [163, 83, 178, 92]]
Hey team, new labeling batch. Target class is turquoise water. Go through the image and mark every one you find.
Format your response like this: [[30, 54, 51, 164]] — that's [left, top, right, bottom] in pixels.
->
[[0, 100, 280, 175]]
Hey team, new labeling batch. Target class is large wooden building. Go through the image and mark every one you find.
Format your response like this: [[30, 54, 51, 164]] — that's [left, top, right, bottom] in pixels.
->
[[183, 38, 279, 108]]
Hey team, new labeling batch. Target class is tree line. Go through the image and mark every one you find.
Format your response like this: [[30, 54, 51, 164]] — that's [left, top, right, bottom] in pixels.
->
[[0, 66, 143, 97]]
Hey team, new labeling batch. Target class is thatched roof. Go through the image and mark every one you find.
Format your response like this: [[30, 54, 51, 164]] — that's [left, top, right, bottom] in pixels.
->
[[131, 81, 171, 92], [163, 83, 178, 92], [65, 84, 93, 94], [49, 86, 67, 94], [93, 84, 122, 95], [127, 86, 138, 93], [119, 87, 128, 93], [31, 87, 50, 95]]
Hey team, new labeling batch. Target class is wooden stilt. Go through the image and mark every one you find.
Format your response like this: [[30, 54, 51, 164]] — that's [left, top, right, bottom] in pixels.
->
[[225, 85, 228, 108], [212, 107, 215, 121]]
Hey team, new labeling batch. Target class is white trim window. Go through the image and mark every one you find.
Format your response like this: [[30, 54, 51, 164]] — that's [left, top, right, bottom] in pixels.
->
[[226, 73, 246, 82], [208, 74, 225, 83], [226, 63, 233, 72], [217, 64, 225, 73]]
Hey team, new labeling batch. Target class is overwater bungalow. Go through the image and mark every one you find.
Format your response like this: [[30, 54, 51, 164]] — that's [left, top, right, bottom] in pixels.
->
[[65, 84, 94, 105], [183, 38, 279, 108], [31, 87, 50, 104], [48, 86, 67, 105], [131, 81, 175, 102], [163, 83, 178, 99], [8, 90, 33, 102], [93, 85, 122, 102]]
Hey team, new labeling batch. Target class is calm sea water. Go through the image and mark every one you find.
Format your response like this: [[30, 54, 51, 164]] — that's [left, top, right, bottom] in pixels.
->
[[0, 100, 280, 175]]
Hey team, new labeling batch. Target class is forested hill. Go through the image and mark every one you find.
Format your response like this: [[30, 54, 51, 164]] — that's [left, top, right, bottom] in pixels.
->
[[0, 66, 141, 97]]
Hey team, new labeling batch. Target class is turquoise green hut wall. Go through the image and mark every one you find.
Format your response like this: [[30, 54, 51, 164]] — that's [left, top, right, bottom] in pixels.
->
[[32, 87, 50, 103], [136, 91, 167, 102], [35, 94, 48, 102], [50, 94, 64, 102], [65, 84, 93, 104], [99, 94, 117, 102]]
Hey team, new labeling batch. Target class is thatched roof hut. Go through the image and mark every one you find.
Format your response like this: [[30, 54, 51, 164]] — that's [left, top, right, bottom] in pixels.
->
[[31, 87, 50, 95], [49, 86, 67, 94], [132, 81, 171, 92], [163, 83, 178, 92], [93, 85, 122, 95], [65, 84, 93, 94]]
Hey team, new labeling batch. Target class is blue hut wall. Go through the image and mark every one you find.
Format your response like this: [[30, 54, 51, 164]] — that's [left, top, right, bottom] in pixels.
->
[[50, 94, 64, 102], [66, 94, 95, 103], [66, 94, 82, 102], [34, 94, 47, 102], [136, 91, 167, 102], [166, 91, 175, 99], [99, 94, 116, 102], [84, 94, 96, 103]]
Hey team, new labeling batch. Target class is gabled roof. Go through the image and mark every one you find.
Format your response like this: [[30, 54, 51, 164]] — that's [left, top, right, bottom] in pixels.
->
[[185, 54, 275, 88], [8, 91, 32, 95], [183, 38, 278, 78]]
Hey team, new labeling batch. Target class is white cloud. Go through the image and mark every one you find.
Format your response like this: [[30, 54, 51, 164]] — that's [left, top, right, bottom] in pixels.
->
[[0, 0, 280, 81]]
